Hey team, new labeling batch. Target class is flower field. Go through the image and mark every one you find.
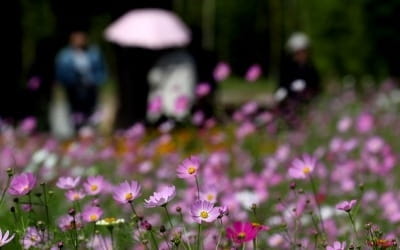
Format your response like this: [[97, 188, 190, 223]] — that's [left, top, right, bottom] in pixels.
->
[[0, 84, 400, 249]]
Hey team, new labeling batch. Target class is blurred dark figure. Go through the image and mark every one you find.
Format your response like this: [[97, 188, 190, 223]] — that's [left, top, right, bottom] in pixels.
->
[[55, 31, 107, 128], [276, 32, 320, 127], [189, 27, 219, 121], [114, 47, 159, 128], [26, 37, 61, 130], [1, 1, 22, 121]]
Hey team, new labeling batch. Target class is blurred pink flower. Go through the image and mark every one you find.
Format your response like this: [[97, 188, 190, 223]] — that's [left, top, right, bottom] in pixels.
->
[[326, 241, 346, 250], [82, 206, 103, 223], [56, 176, 81, 190], [148, 96, 162, 114], [174, 95, 189, 113], [336, 200, 356, 212], [213, 62, 230, 82], [196, 83, 211, 97], [245, 64, 262, 82], [356, 112, 374, 133], [8, 172, 37, 196], [65, 189, 86, 202], [83, 176, 105, 195], [27, 76, 41, 90], [288, 155, 317, 179]]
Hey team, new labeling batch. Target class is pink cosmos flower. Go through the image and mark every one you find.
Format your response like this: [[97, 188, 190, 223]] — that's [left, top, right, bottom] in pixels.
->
[[326, 241, 346, 250], [56, 176, 81, 190], [213, 62, 231, 82], [148, 96, 162, 114], [336, 200, 357, 212], [177, 156, 200, 179], [190, 200, 220, 224], [245, 64, 262, 82], [82, 206, 103, 223], [174, 95, 189, 113], [0, 229, 15, 247], [21, 227, 48, 249], [19, 117, 37, 134], [226, 221, 262, 244], [57, 214, 83, 231], [196, 83, 211, 97], [65, 189, 86, 202], [144, 185, 176, 208], [288, 155, 317, 179], [113, 181, 141, 204], [8, 172, 37, 196], [83, 176, 105, 195]]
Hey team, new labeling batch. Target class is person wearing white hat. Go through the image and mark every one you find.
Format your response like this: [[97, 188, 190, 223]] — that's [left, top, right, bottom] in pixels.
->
[[275, 32, 320, 128]]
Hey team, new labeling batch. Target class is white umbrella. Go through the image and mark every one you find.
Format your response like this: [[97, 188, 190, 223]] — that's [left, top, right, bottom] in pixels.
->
[[105, 8, 191, 49]]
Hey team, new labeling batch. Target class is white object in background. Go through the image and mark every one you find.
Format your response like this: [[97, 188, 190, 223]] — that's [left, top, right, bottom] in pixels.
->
[[104, 9, 191, 49], [287, 32, 310, 52], [291, 79, 306, 92], [49, 87, 74, 139], [274, 88, 288, 102], [147, 51, 196, 122]]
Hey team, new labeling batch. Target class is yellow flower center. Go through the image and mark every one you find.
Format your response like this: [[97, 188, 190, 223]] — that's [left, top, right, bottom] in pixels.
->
[[73, 193, 80, 200], [206, 194, 214, 201], [104, 217, 116, 224], [252, 222, 260, 227], [200, 211, 209, 219], [302, 166, 311, 174], [237, 232, 246, 239], [125, 192, 134, 201], [89, 214, 98, 221], [187, 166, 196, 175], [90, 185, 98, 192]]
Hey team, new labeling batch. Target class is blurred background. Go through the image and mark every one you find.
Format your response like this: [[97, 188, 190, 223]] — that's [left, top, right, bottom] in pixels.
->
[[2, 0, 400, 134]]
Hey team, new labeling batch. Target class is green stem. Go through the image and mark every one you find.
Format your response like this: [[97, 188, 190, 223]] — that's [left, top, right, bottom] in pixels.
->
[[253, 237, 257, 250], [309, 176, 326, 236], [348, 212, 358, 242], [197, 223, 202, 250], [195, 176, 201, 200], [0, 175, 12, 208], [108, 226, 114, 250], [241, 243, 246, 250], [150, 230, 159, 249], [163, 204, 174, 229], [41, 183, 50, 240]]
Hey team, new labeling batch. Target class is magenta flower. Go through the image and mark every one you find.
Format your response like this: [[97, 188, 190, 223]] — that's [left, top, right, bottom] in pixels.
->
[[288, 155, 317, 179], [177, 156, 200, 179], [8, 172, 37, 196], [245, 64, 262, 82], [226, 222, 260, 244], [82, 206, 103, 223], [190, 200, 220, 224], [148, 96, 162, 114], [326, 241, 346, 250], [0, 229, 15, 247], [196, 83, 211, 97], [58, 214, 83, 231], [65, 189, 86, 202], [174, 95, 189, 113], [144, 185, 176, 208], [213, 62, 231, 82], [56, 176, 81, 190], [336, 200, 357, 212], [113, 181, 141, 204], [83, 176, 105, 195]]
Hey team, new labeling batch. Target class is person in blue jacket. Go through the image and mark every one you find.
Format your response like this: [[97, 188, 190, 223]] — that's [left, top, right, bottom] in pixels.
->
[[55, 30, 106, 128]]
